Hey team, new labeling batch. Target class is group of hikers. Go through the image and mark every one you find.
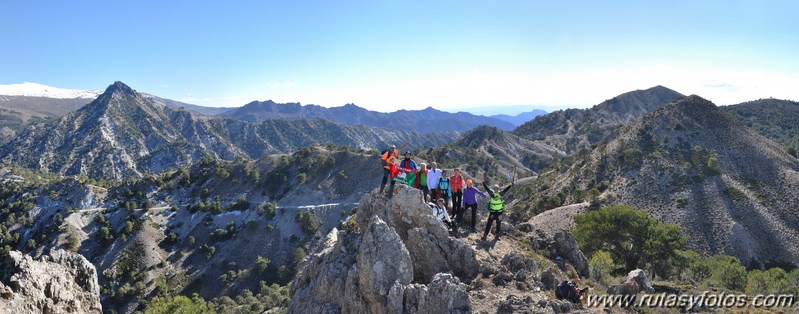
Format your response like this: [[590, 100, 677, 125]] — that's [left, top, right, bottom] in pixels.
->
[[379, 142, 513, 241], [379, 142, 589, 304]]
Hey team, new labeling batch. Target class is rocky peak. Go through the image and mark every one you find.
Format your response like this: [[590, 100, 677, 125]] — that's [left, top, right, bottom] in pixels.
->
[[103, 81, 137, 97], [0, 250, 102, 314], [289, 185, 477, 313], [290, 185, 595, 313]]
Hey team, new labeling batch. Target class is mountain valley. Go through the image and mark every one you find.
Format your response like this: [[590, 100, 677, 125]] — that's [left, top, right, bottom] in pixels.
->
[[1, 82, 798, 313]]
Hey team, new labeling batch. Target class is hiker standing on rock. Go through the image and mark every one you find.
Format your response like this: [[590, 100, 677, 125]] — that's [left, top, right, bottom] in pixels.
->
[[462, 179, 486, 232], [398, 151, 418, 186], [438, 170, 452, 212], [426, 162, 443, 202], [399, 151, 417, 172], [379, 141, 409, 196], [481, 175, 513, 241], [450, 168, 465, 224], [414, 163, 430, 202]]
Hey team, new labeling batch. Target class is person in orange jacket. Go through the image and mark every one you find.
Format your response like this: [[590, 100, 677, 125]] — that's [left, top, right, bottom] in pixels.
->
[[449, 168, 465, 225], [380, 141, 409, 196]]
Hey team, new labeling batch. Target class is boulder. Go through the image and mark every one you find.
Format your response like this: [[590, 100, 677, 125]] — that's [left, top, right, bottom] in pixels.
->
[[607, 269, 654, 295], [539, 267, 558, 291], [625, 269, 655, 294], [406, 227, 479, 284], [0, 250, 102, 314], [550, 231, 590, 278], [402, 273, 471, 314], [497, 295, 576, 314], [501, 252, 537, 274]]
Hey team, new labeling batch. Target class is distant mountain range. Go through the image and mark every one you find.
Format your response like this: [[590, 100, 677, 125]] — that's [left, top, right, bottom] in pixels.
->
[[514, 85, 685, 153], [490, 110, 547, 127], [221, 100, 516, 132], [0, 82, 539, 136], [0, 82, 457, 179]]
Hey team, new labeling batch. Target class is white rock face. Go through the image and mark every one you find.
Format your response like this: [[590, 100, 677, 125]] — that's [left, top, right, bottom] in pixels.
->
[[0, 250, 102, 314]]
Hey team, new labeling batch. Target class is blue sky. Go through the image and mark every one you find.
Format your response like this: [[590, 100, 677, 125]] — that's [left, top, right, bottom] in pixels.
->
[[1, 1, 797, 113]]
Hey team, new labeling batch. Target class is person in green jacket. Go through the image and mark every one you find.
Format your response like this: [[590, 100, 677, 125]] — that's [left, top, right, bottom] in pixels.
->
[[481, 175, 513, 241]]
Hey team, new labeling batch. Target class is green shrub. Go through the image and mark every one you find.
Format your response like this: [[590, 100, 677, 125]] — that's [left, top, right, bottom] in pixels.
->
[[706, 157, 720, 175], [259, 202, 276, 220], [707, 255, 747, 291], [787, 146, 797, 158], [256, 256, 270, 274], [746, 268, 792, 294], [295, 210, 319, 235], [574, 204, 687, 279], [725, 187, 746, 202], [589, 250, 613, 282], [66, 234, 80, 251], [145, 295, 214, 314]]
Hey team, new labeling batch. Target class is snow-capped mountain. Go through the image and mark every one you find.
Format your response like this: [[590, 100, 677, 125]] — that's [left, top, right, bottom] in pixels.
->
[[0, 82, 101, 99]]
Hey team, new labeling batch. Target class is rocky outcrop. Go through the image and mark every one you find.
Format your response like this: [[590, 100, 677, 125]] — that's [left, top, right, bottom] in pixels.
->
[[608, 269, 655, 295], [497, 295, 577, 314], [0, 250, 101, 314], [289, 185, 477, 313], [550, 231, 590, 278], [356, 186, 480, 284], [523, 228, 590, 279]]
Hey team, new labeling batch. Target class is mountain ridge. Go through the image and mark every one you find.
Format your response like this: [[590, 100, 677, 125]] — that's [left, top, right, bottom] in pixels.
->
[[516, 95, 799, 265], [0, 81, 458, 179], [491, 109, 548, 126], [513, 85, 684, 153], [222, 100, 516, 132]]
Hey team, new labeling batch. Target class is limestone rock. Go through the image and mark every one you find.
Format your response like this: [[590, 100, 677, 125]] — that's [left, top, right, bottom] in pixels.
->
[[402, 273, 471, 314], [501, 252, 537, 274], [497, 295, 582, 314], [624, 269, 655, 294], [0, 250, 101, 314], [607, 269, 654, 295], [406, 227, 479, 284], [550, 231, 590, 278], [356, 216, 414, 313], [289, 185, 475, 313], [540, 267, 558, 291]]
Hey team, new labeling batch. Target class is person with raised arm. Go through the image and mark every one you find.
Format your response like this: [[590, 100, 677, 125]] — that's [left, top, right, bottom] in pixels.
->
[[481, 174, 513, 241]]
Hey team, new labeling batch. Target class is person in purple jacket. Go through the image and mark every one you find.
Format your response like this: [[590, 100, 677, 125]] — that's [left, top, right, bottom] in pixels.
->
[[462, 179, 487, 232]]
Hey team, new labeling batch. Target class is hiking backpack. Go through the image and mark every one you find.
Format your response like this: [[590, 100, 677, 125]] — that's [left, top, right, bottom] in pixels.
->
[[555, 281, 580, 303]]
